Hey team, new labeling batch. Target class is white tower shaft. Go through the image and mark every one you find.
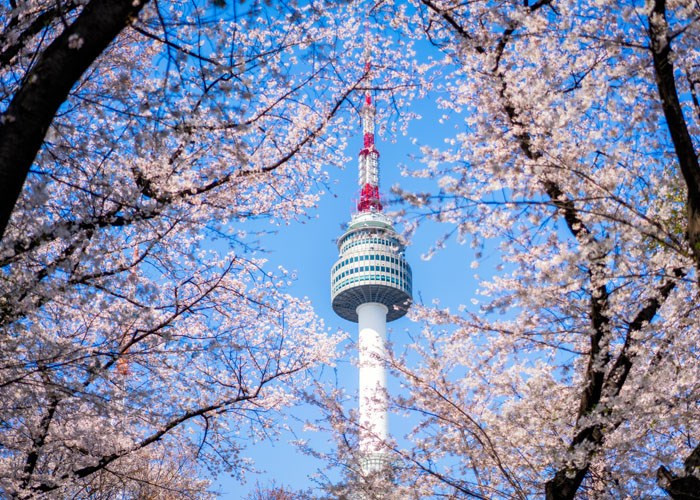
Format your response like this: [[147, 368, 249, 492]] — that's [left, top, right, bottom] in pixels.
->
[[357, 302, 388, 470]]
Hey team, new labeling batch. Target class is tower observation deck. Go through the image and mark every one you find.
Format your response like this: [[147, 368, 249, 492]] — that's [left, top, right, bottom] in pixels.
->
[[330, 55, 412, 480], [331, 211, 412, 322]]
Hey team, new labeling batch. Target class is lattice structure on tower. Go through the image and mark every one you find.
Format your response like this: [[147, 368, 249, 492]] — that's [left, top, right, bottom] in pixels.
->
[[357, 76, 382, 213]]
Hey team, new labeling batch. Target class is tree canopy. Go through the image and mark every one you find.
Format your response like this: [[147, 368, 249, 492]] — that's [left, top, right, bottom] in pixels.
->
[[0, 0, 360, 496], [2, 0, 700, 498]]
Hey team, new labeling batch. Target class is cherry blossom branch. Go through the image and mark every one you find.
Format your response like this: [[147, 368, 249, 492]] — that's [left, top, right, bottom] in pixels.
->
[[0, 0, 150, 242], [29, 389, 271, 494], [418, 2, 689, 498], [131, 24, 220, 67], [488, 20, 619, 499], [20, 392, 59, 489], [391, 362, 528, 498], [17, 279, 304, 495]]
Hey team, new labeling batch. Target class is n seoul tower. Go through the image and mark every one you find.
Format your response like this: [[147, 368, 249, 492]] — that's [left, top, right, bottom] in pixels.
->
[[330, 50, 412, 475]]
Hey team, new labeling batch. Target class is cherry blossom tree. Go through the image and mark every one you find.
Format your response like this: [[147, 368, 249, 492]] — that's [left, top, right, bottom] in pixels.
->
[[0, 0, 149, 240], [357, 0, 700, 498], [244, 481, 301, 500], [0, 0, 366, 496], [8, 0, 700, 498]]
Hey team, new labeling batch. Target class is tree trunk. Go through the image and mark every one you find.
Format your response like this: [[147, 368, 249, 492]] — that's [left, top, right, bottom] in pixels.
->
[[649, 0, 700, 275], [658, 443, 700, 499]]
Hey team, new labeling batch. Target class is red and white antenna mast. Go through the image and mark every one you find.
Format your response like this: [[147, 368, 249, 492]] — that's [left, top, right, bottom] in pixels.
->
[[357, 26, 382, 213]]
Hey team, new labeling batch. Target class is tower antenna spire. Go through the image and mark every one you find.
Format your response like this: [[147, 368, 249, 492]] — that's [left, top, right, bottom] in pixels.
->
[[357, 19, 382, 212]]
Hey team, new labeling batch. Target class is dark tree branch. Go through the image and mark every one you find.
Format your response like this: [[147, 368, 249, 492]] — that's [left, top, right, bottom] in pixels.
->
[[658, 442, 700, 499], [0, 2, 78, 69], [420, 0, 486, 54], [649, 0, 700, 274], [546, 269, 684, 499], [131, 24, 220, 67], [20, 394, 59, 489], [0, 0, 150, 242]]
